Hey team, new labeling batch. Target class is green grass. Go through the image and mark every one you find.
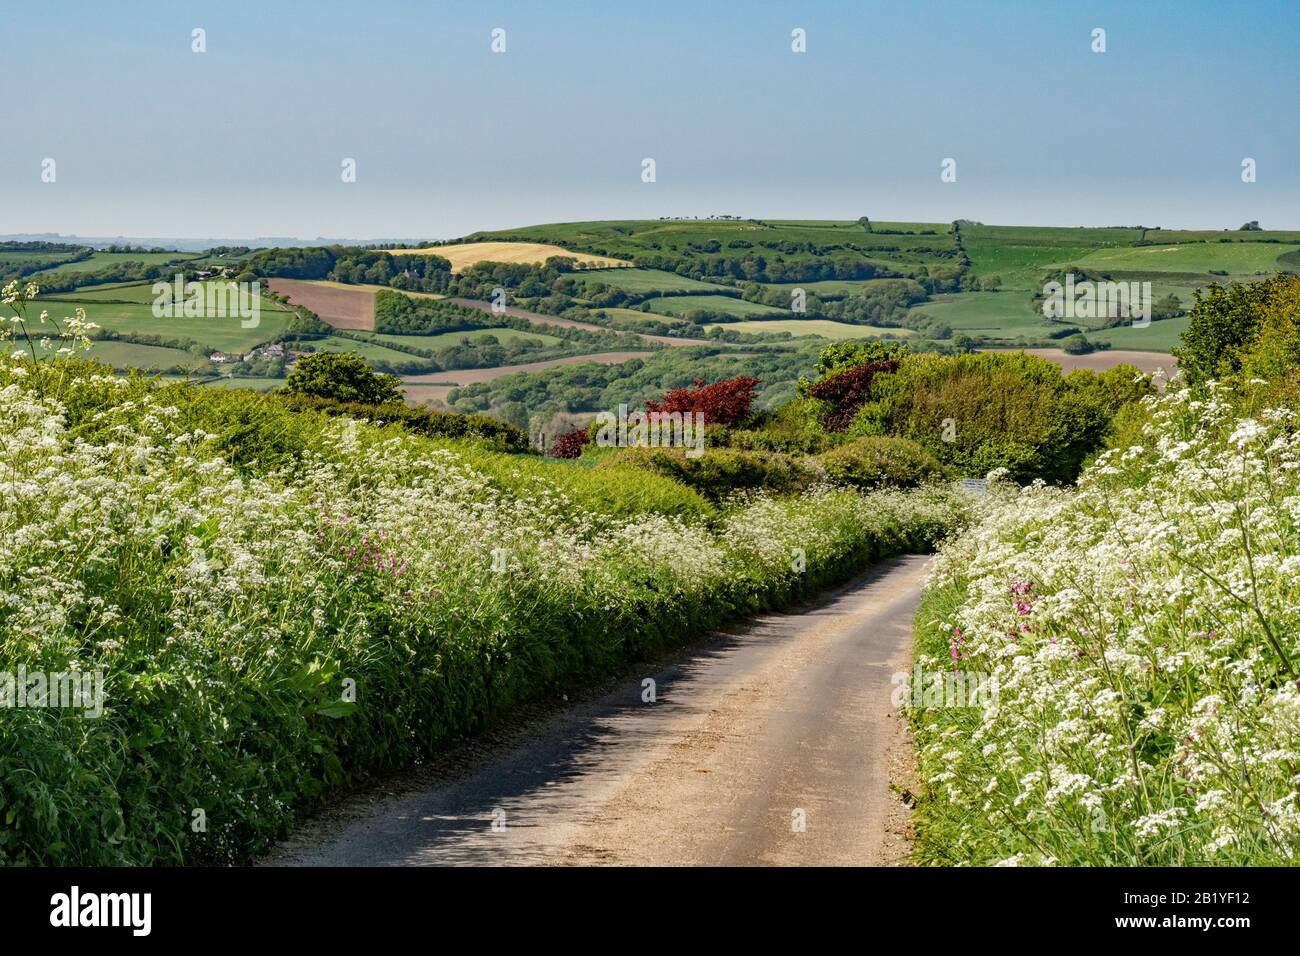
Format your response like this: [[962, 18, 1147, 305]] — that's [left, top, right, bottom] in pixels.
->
[[764, 278, 917, 296], [1084, 314, 1189, 351], [52, 298, 294, 353], [719, 318, 916, 339], [27, 251, 197, 276], [294, 335, 424, 364], [1058, 241, 1300, 275], [644, 294, 787, 318], [23, 339, 198, 370], [374, 328, 562, 348], [570, 267, 732, 293], [1142, 228, 1300, 244], [908, 291, 1050, 336]]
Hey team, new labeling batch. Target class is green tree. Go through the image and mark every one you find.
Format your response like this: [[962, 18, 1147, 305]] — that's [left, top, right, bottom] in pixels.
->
[[1173, 276, 1294, 385], [280, 352, 402, 404]]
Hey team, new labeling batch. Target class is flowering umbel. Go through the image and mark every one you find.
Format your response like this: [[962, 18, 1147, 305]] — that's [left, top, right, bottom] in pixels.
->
[[1, 280, 98, 361]]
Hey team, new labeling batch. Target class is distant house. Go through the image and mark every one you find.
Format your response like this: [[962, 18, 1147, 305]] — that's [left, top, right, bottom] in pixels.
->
[[243, 343, 287, 362], [209, 351, 229, 363]]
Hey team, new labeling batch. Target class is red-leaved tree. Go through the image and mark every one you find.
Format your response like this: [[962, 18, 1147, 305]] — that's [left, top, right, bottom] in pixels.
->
[[645, 375, 759, 427], [808, 360, 898, 432], [548, 426, 590, 459]]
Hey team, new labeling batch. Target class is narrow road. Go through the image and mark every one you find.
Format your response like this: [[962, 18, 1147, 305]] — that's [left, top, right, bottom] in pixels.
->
[[264, 555, 928, 867]]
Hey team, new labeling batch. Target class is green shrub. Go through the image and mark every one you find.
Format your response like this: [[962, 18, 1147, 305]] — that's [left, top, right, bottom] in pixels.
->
[[0, 355, 966, 865], [598, 446, 818, 500], [1173, 274, 1300, 386], [817, 436, 947, 489], [274, 393, 529, 452], [281, 351, 402, 404], [708, 397, 836, 454], [848, 351, 1151, 484]]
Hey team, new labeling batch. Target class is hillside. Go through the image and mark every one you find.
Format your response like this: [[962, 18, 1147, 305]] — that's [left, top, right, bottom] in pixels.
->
[[3, 221, 1295, 423]]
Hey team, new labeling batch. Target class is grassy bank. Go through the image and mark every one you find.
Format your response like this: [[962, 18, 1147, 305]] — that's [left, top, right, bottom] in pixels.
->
[[909, 383, 1300, 865]]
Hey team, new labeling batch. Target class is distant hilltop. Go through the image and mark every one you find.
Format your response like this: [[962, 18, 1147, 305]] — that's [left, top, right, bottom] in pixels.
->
[[0, 233, 427, 253]]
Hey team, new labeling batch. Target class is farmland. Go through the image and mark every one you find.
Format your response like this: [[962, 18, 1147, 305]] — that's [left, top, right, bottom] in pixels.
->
[[725, 318, 915, 339], [568, 266, 731, 293], [267, 278, 375, 330], [1059, 241, 1300, 275], [4, 220, 1298, 411], [26, 250, 197, 276], [381, 241, 631, 272], [643, 294, 786, 317]]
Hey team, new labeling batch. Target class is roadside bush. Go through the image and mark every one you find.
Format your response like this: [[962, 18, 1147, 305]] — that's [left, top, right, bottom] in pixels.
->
[[848, 351, 1150, 484], [0, 355, 966, 865], [1173, 274, 1300, 386], [911, 384, 1300, 865], [808, 360, 899, 432], [598, 446, 818, 500], [274, 393, 530, 452], [817, 436, 947, 490]]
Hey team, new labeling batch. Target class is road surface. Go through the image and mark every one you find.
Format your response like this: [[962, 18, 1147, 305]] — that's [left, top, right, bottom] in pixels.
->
[[264, 555, 928, 867]]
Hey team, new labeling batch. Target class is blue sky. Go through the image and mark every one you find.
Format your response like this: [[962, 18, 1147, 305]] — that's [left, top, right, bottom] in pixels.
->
[[2, 0, 1297, 239]]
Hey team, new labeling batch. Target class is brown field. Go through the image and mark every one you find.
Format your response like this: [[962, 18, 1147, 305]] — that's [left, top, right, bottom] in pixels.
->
[[380, 242, 631, 273], [269, 278, 374, 330], [1005, 348, 1177, 375], [402, 351, 648, 407]]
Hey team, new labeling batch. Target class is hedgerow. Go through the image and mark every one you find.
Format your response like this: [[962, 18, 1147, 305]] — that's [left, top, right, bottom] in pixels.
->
[[0, 355, 966, 865]]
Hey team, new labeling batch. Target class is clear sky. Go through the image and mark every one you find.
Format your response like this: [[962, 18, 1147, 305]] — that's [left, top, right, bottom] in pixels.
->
[[2, 0, 1297, 240]]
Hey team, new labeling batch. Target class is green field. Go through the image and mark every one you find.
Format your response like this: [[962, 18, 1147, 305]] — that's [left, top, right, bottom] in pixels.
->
[[720, 319, 916, 340], [571, 267, 731, 293], [765, 277, 917, 296], [65, 281, 201, 303], [961, 225, 1144, 290], [197, 376, 286, 391], [48, 298, 295, 354], [644, 294, 787, 318], [374, 328, 561, 348], [28, 251, 198, 276], [25, 339, 198, 370], [1085, 314, 1191, 351], [1058, 241, 1300, 275], [469, 219, 959, 279], [295, 335, 425, 364], [909, 291, 1051, 336], [0, 249, 86, 269]]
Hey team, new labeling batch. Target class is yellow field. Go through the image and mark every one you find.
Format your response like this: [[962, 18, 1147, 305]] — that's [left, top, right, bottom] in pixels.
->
[[379, 242, 631, 273]]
